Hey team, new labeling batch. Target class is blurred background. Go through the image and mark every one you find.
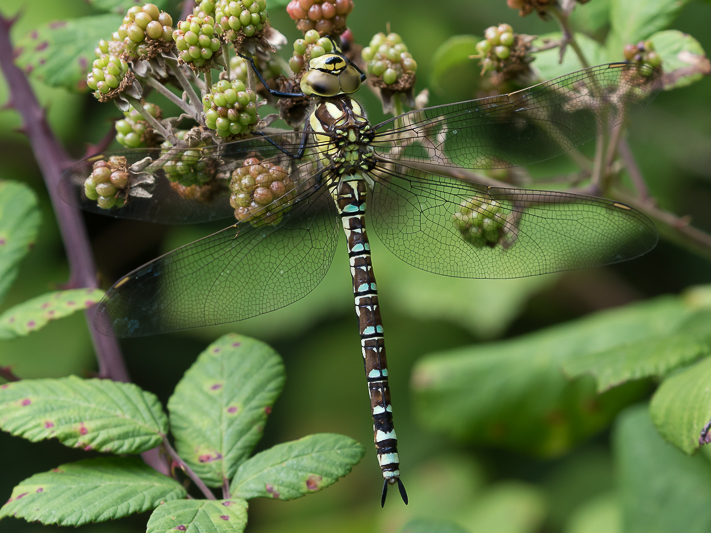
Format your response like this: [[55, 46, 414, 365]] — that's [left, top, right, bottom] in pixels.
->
[[1, 0, 711, 531]]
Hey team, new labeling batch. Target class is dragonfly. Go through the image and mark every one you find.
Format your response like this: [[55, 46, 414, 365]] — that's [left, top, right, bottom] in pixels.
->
[[61, 45, 661, 505]]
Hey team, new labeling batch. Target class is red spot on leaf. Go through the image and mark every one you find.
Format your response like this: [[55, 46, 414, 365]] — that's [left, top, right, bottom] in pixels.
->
[[227, 406, 238, 414], [16, 493, 28, 500], [1, 384, 8, 389], [80, 425, 88, 435], [176, 526, 186, 531], [84, 445, 93, 451], [8, 316, 15, 323], [222, 501, 232, 506], [212, 347, 221, 353], [264, 406, 272, 414], [51, 468, 62, 473], [198, 453, 223, 463], [231, 342, 241, 347], [30, 30, 38, 39], [39, 58, 46, 65], [24, 64, 33, 74], [27, 321, 36, 328], [36, 488, 43, 493], [67, 301, 76, 306], [211, 383, 222, 390], [35, 41, 48, 51], [306, 475, 322, 491], [220, 515, 229, 520], [21, 399, 31, 406], [41, 302, 50, 309], [44, 421, 54, 428], [47, 310, 55, 316], [265, 484, 280, 499], [85, 300, 95, 307], [49, 21, 66, 29], [0, 238, 6, 245]]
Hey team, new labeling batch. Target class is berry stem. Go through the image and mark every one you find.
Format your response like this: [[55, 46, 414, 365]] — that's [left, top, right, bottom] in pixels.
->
[[163, 437, 216, 500], [617, 138, 651, 200], [205, 68, 213, 91], [125, 95, 176, 144], [143, 74, 200, 120], [165, 57, 204, 123], [550, 5, 589, 68]]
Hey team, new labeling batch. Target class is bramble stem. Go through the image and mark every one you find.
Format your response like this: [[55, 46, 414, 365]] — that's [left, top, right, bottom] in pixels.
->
[[143, 74, 199, 119], [126, 96, 176, 143], [166, 57, 204, 122], [550, 5, 590, 68], [163, 438, 216, 500]]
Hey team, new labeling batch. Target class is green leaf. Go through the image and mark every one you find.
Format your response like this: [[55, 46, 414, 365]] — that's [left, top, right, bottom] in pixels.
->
[[0, 457, 186, 526], [0, 375, 168, 453], [461, 482, 547, 533], [0, 289, 104, 339], [608, 0, 690, 55], [401, 518, 470, 533], [563, 310, 711, 392], [147, 499, 248, 533], [614, 405, 711, 533], [648, 30, 709, 90], [649, 356, 711, 455], [566, 494, 621, 533], [0, 182, 40, 305], [14, 15, 122, 91], [429, 35, 480, 93], [168, 334, 285, 488], [89, 0, 169, 14], [230, 434, 365, 500], [413, 297, 690, 456], [532, 33, 609, 81], [569, 0, 611, 37]]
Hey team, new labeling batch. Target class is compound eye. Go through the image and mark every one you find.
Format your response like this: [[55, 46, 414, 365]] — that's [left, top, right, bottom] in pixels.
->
[[339, 65, 362, 94], [301, 70, 341, 97]]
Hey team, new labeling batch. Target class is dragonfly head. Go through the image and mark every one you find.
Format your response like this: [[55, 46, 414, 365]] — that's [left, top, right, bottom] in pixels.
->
[[300, 52, 362, 97]]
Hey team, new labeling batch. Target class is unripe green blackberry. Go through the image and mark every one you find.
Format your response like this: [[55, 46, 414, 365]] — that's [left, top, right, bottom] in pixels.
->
[[229, 55, 250, 83], [474, 24, 532, 84], [214, 0, 269, 42], [161, 131, 216, 187], [202, 79, 259, 138], [507, 0, 556, 17], [84, 156, 129, 209], [113, 3, 173, 59], [229, 157, 297, 225], [286, 0, 352, 37], [362, 32, 417, 89], [289, 32, 334, 74], [87, 53, 130, 100], [452, 198, 508, 248], [173, 11, 222, 69], [115, 102, 163, 148], [623, 40, 662, 70]]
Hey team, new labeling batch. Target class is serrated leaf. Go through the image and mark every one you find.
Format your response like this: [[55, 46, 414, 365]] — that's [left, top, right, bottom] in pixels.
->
[[0, 182, 40, 305], [563, 310, 711, 392], [608, 0, 690, 55], [230, 434, 365, 500], [429, 35, 480, 93], [614, 405, 711, 533], [147, 499, 248, 533], [648, 30, 709, 90], [0, 457, 186, 526], [14, 15, 122, 91], [401, 518, 469, 533], [532, 33, 609, 81], [168, 334, 285, 488], [89, 0, 169, 14], [0, 289, 104, 339], [649, 356, 711, 455], [0, 376, 168, 453], [413, 297, 690, 456], [569, 0, 611, 37]]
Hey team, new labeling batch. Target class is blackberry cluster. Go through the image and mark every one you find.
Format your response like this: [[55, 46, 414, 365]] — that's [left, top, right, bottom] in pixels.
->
[[229, 55, 250, 83], [214, 0, 269, 41], [112, 3, 173, 59], [202, 79, 259, 137], [94, 38, 124, 58], [286, 0, 352, 36], [115, 102, 162, 148], [288, 30, 334, 74], [161, 131, 216, 187], [623, 40, 662, 70], [474, 24, 532, 84], [173, 11, 222, 69], [507, 0, 555, 17], [84, 156, 130, 209], [87, 54, 130, 101], [362, 32, 417, 87], [229, 158, 297, 225], [451, 198, 509, 249]]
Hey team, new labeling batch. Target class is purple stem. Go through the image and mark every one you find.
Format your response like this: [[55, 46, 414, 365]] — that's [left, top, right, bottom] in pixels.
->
[[0, 11, 168, 474], [163, 437, 217, 500], [0, 366, 20, 382]]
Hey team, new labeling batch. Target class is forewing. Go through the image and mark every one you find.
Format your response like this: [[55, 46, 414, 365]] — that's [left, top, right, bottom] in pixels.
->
[[371, 63, 662, 170], [94, 177, 339, 337], [369, 164, 657, 279], [59, 132, 328, 224]]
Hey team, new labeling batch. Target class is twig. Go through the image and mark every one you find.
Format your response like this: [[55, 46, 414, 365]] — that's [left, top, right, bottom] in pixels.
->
[[126, 95, 176, 143], [550, 5, 590, 68], [617, 138, 650, 200], [0, 366, 20, 382], [143, 74, 199, 119], [163, 437, 217, 500], [165, 58, 203, 123]]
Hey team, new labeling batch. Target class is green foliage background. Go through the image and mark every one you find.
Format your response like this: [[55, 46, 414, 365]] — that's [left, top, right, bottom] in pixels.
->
[[1, 0, 711, 531]]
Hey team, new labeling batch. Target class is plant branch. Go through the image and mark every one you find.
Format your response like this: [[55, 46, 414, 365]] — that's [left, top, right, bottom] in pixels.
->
[[143, 74, 199, 119], [0, 366, 20, 382], [126, 96, 176, 143], [163, 437, 216, 500], [550, 5, 589, 68], [617, 138, 650, 199], [165, 58, 204, 124]]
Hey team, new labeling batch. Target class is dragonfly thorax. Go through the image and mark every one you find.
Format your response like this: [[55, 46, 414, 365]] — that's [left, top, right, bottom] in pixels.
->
[[310, 96, 375, 175]]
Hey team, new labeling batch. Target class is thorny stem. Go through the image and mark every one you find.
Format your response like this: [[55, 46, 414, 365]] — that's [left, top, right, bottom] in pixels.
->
[[143, 74, 199, 119], [126, 96, 176, 143], [163, 437, 216, 500], [0, 9, 171, 476]]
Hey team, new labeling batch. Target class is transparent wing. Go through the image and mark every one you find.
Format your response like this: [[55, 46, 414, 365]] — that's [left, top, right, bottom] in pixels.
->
[[94, 173, 340, 337], [369, 163, 657, 279], [59, 131, 330, 224], [371, 63, 662, 170]]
